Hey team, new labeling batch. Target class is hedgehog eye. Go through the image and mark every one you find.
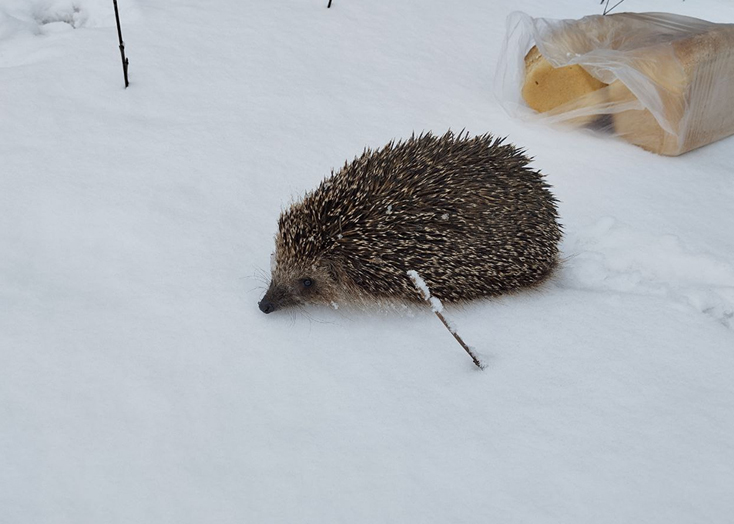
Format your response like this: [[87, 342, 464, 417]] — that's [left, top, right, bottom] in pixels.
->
[[302, 278, 313, 288]]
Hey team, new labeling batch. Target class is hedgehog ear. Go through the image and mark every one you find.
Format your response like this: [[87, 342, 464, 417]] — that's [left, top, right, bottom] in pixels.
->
[[321, 256, 346, 283], [326, 255, 367, 287]]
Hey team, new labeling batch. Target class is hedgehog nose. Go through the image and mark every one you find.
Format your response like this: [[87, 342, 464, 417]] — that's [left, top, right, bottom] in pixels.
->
[[258, 299, 275, 314]]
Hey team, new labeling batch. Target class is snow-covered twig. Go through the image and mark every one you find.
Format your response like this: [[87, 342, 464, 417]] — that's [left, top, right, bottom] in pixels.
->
[[407, 270, 485, 370]]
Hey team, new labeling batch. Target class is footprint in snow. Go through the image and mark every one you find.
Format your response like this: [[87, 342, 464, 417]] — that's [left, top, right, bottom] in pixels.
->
[[0, 0, 141, 42], [560, 216, 734, 329]]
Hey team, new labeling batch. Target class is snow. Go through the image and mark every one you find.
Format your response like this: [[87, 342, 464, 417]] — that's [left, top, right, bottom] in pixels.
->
[[1, 0, 734, 523], [407, 270, 445, 317], [407, 270, 446, 319], [407, 269, 432, 302]]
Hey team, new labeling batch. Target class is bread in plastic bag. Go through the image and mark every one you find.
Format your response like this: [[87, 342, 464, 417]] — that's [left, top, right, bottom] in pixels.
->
[[495, 11, 734, 156]]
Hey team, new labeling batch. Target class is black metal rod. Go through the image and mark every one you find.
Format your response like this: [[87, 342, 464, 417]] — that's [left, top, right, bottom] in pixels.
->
[[113, 0, 129, 87], [327, 0, 332, 8], [602, 0, 625, 15]]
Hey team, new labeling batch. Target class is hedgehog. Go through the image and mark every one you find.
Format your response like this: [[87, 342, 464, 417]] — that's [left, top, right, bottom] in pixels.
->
[[258, 131, 561, 314]]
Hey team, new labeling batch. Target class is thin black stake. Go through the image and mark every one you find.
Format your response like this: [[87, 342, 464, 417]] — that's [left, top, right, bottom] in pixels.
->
[[327, 0, 332, 8], [601, 0, 626, 15], [113, 0, 129, 87]]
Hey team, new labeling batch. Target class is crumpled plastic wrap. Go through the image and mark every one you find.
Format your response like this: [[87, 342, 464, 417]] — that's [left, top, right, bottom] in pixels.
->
[[495, 11, 734, 156]]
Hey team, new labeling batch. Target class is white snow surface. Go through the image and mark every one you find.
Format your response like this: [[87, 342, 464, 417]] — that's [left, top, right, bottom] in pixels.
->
[[2, 0, 734, 522]]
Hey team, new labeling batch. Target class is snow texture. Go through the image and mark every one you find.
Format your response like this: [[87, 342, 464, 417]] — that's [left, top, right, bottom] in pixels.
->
[[1, 0, 734, 523]]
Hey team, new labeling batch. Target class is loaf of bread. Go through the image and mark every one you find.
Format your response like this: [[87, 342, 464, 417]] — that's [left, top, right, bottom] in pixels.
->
[[516, 13, 734, 155], [610, 23, 734, 155], [522, 46, 608, 122]]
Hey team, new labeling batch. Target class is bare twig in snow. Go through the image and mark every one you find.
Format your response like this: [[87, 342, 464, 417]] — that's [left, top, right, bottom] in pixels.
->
[[113, 0, 129, 87]]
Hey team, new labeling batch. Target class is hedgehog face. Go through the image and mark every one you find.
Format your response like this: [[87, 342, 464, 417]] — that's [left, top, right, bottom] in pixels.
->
[[258, 258, 341, 314]]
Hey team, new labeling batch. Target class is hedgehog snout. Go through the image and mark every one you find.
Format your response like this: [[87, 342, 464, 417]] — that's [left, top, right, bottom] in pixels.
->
[[258, 299, 276, 314], [258, 281, 290, 314], [258, 286, 280, 314]]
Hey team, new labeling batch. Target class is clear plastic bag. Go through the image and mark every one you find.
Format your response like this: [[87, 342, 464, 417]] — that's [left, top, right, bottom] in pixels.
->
[[495, 11, 734, 156]]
